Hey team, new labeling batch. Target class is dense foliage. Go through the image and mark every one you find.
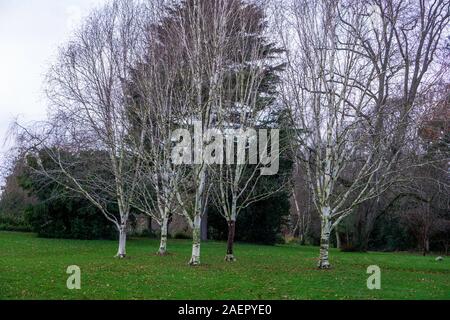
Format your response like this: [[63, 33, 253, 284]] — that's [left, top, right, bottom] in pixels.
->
[[14, 152, 118, 240], [24, 200, 117, 240], [208, 190, 290, 245]]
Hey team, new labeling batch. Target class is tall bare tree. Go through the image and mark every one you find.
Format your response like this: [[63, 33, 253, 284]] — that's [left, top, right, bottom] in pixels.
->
[[275, 0, 449, 267], [337, 0, 450, 250], [276, 0, 396, 268], [15, 0, 149, 258], [200, 1, 287, 262], [152, 0, 283, 265], [125, 1, 190, 255]]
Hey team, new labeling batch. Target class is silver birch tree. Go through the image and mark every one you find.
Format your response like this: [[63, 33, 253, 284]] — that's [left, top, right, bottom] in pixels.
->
[[276, 0, 391, 268], [207, 1, 287, 260], [15, 0, 149, 258]]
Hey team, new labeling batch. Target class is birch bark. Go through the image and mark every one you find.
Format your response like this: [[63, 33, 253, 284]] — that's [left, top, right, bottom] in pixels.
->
[[158, 216, 169, 255], [318, 208, 332, 268], [190, 215, 202, 265], [117, 223, 128, 258]]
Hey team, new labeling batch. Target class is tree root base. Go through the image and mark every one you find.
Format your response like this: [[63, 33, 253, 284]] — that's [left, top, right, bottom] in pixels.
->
[[188, 261, 201, 266], [224, 254, 236, 262], [317, 262, 331, 269], [115, 254, 127, 259]]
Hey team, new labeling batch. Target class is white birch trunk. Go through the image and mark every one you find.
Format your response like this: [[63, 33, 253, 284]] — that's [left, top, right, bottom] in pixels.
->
[[318, 210, 332, 269], [116, 225, 127, 258], [189, 215, 201, 266], [158, 216, 169, 255]]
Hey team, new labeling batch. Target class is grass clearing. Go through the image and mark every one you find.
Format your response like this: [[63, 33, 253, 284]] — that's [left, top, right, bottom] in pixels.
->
[[0, 231, 448, 300]]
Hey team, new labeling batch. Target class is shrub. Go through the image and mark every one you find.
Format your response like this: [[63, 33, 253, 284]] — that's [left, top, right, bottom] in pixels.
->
[[25, 201, 117, 240], [0, 216, 32, 232]]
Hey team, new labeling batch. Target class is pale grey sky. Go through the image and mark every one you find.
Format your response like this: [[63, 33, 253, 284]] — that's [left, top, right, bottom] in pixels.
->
[[0, 0, 106, 155]]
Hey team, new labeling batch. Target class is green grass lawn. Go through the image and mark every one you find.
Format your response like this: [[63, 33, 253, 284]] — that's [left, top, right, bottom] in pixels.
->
[[0, 231, 449, 300]]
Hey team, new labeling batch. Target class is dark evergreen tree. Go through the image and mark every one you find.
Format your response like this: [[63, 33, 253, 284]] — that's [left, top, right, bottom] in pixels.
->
[[19, 150, 118, 240]]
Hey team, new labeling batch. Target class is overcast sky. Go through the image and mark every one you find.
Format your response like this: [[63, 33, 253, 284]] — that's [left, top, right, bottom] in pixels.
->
[[0, 0, 106, 157]]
